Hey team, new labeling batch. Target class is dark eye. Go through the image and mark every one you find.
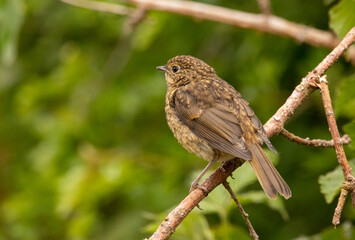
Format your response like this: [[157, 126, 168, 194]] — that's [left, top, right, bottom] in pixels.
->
[[172, 66, 180, 73]]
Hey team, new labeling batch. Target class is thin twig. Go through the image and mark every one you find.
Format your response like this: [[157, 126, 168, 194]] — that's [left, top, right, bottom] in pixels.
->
[[222, 181, 259, 240], [265, 27, 355, 138], [315, 75, 355, 227], [257, 0, 271, 15], [280, 128, 351, 148], [59, 0, 134, 15], [332, 179, 355, 226], [123, 7, 147, 35], [332, 188, 348, 226], [317, 76, 353, 180]]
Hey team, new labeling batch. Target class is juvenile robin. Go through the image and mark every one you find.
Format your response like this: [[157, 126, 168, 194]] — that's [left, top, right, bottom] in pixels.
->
[[157, 55, 291, 199]]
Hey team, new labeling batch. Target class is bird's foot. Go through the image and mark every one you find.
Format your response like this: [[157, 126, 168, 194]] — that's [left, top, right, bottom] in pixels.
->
[[229, 172, 235, 180], [189, 182, 208, 195], [189, 182, 209, 210]]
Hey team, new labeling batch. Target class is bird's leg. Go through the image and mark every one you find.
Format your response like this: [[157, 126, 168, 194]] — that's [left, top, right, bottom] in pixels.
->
[[189, 153, 219, 194]]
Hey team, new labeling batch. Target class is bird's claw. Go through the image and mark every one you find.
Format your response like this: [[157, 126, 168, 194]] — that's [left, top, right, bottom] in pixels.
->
[[189, 183, 208, 195], [189, 183, 209, 210]]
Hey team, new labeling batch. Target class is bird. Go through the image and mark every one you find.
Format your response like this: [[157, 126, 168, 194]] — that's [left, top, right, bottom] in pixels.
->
[[156, 55, 291, 200]]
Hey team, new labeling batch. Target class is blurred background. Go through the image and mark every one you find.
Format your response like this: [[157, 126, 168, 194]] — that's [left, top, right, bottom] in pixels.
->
[[1, 0, 355, 239]]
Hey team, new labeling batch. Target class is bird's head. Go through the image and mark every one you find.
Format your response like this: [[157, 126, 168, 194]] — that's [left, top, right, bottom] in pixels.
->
[[157, 55, 216, 89]]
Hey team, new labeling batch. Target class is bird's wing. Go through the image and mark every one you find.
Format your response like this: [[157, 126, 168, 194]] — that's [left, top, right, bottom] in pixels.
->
[[238, 98, 277, 153], [173, 89, 252, 160]]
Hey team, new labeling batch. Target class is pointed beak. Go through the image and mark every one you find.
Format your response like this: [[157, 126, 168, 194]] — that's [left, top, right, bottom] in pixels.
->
[[156, 65, 168, 72]]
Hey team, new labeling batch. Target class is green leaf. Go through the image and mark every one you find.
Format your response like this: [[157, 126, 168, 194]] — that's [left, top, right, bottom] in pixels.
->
[[319, 159, 355, 203], [319, 167, 343, 204], [329, 0, 355, 38]]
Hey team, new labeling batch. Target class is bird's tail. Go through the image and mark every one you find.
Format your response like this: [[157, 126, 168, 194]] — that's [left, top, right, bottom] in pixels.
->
[[248, 143, 291, 199]]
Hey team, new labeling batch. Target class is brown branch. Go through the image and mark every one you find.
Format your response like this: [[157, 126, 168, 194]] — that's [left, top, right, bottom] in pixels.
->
[[332, 188, 348, 226], [315, 75, 355, 227], [60, 0, 355, 63], [147, 159, 244, 240], [129, 0, 355, 64], [129, 0, 337, 48], [317, 76, 353, 180], [265, 27, 355, 138], [222, 181, 259, 240], [280, 128, 351, 148]]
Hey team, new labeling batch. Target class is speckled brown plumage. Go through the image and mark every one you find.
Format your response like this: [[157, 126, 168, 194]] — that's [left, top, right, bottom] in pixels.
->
[[157, 55, 291, 199]]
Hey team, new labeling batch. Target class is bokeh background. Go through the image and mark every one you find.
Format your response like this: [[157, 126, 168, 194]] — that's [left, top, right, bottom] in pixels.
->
[[1, 0, 355, 239]]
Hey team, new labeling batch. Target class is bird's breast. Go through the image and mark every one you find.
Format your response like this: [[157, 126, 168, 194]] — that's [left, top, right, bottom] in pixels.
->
[[165, 100, 216, 162]]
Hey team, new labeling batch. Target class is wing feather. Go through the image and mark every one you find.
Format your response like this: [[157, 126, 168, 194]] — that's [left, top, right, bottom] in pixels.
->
[[174, 91, 252, 160]]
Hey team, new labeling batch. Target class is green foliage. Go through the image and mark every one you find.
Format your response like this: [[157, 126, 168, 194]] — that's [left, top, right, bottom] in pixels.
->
[[0, 0, 354, 239], [335, 74, 355, 119], [319, 159, 355, 203], [344, 121, 355, 149], [329, 0, 355, 38], [0, 0, 24, 66], [294, 221, 354, 239]]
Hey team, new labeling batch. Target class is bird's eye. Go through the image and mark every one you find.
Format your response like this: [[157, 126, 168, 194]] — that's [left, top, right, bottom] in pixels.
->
[[172, 66, 180, 73]]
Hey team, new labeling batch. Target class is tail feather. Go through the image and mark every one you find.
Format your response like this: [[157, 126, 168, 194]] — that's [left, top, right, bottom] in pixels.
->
[[248, 143, 291, 199]]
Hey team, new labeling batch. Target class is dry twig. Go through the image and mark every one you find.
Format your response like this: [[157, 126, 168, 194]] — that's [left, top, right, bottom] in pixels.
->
[[257, 0, 271, 15], [123, 7, 147, 35], [317, 76, 352, 179], [280, 128, 351, 148], [314, 75, 355, 227], [332, 188, 349, 226], [222, 181, 259, 240]]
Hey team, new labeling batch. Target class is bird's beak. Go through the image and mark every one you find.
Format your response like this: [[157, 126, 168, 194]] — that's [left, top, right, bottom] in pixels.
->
[[156, 65, 168, 72]]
